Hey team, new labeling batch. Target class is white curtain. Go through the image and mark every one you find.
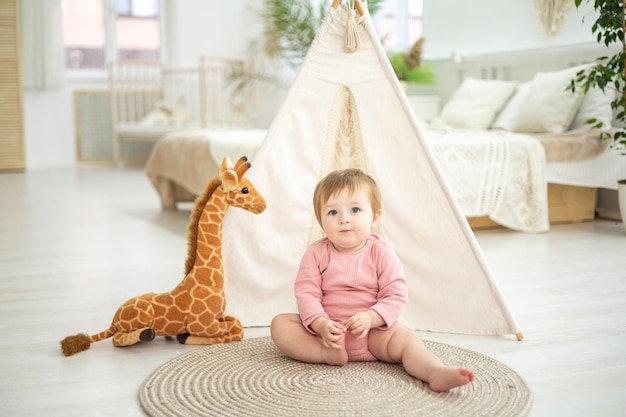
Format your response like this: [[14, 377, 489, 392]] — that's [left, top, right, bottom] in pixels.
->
[[21, 0, 64, 89]]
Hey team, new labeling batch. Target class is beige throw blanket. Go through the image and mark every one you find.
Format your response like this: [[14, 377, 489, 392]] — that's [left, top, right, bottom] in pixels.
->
[[425, 127, 549, 233]]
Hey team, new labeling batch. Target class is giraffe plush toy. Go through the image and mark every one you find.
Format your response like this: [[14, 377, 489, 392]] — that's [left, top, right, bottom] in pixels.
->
[[60, 156, 265, 356]]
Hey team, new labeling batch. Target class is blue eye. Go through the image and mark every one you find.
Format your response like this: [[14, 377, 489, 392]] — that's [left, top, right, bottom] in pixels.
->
[[328, 209, 338, 216], [351, 207, 361, 214]]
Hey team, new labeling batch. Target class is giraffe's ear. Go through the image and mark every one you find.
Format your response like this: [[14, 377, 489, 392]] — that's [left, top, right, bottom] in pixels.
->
[[220, 156, 234, 172], [219, 157, 238, 192], [221, 170, 238, 192]]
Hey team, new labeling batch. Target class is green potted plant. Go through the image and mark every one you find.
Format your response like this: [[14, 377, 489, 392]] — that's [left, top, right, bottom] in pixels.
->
[[571, 0, 625, 148], [240, 1, 438, 91], [388, 37, 436, 90], [255, 0, 385, 82], [572, 0, 626, 227]]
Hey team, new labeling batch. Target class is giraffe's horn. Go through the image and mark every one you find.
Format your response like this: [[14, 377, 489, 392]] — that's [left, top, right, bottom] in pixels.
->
[[235, 156, 251, 178]]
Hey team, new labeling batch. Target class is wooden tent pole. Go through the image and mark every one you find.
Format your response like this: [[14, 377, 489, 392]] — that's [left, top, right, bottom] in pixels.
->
[[331, 0, 365, 16]]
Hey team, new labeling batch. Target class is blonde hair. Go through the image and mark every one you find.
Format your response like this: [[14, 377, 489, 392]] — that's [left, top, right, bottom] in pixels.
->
[[313, 169, 381, 225]]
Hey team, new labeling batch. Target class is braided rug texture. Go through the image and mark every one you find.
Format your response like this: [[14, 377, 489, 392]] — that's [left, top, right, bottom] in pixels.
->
[[139, 336, 531, 417]]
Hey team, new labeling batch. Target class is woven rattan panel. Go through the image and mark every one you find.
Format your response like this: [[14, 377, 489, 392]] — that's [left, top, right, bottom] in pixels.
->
[[0, 0, 25, 170]]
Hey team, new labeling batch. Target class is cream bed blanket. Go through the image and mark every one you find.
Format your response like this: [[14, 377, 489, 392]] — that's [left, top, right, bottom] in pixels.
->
[[145, 127, 550, 232], [424, 127, 549, 232]]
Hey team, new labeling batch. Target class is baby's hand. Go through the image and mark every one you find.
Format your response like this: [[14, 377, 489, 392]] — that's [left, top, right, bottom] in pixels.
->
[[346, 311, 372, 339], [313, 318, 346, 349]]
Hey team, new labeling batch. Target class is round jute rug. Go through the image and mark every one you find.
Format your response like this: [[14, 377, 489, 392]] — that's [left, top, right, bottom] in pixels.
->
[[139, 336, 531, 417]]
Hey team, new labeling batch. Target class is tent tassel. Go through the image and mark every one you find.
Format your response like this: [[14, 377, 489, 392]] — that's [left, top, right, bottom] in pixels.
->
[[344, 8, 360, 52]]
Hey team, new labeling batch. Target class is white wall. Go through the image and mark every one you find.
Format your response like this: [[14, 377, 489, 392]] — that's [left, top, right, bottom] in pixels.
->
[[22, 0, 599, 169], [23, 86, 75, 168], [422, 0, 597, 59]]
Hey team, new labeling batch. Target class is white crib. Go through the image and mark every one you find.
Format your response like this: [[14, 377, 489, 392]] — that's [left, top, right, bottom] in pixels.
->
[[108, 56, 257, 164]]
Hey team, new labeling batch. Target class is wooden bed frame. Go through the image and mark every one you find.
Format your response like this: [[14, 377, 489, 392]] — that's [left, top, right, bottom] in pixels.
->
[[468, 184, 595, 230]]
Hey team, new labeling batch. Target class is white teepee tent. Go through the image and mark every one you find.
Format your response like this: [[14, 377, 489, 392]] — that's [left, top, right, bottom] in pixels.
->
[[222, 1, 523, 340]]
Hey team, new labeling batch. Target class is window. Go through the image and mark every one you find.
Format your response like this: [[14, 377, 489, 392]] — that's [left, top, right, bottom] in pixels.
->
[[61, 0, 161, 70], [377, 0, 423, 51]]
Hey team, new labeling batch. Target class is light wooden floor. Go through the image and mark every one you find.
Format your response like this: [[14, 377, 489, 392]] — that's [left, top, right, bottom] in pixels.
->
[[1, 166, 625, 417]]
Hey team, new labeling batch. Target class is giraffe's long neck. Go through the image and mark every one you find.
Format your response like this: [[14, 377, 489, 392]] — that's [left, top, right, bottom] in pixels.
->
[[187, 186, 227, 289]]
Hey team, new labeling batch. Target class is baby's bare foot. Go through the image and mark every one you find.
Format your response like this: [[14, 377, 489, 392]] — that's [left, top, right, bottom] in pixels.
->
[[321, 337, 348, 366], [428, 366, 474, 392]]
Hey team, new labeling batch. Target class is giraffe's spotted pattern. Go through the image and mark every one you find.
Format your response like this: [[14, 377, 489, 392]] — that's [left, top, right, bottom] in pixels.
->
[[81, 157, 266, 349]]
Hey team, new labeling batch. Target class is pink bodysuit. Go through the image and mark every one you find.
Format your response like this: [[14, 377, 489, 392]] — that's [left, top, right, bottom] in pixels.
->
[[295, 234, 408, 361]]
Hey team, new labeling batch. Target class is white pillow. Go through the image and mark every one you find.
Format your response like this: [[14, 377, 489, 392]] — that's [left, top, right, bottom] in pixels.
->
[[570, 85, 614, 130], [513, 64, 591, 134], [491, 81, 532, 131], [438, 78, 519, 129]]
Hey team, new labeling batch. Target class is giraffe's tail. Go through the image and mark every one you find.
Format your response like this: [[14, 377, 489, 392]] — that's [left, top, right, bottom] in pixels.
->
[[60, 327, 115, 357]]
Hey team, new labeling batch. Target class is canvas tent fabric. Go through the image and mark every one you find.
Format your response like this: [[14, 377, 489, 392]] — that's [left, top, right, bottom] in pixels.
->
[[222, 3, 522, 338]]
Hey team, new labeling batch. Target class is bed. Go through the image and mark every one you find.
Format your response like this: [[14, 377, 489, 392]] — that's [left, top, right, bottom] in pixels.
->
[[435, 42, 626, 229], [144, 43, 626, 233]]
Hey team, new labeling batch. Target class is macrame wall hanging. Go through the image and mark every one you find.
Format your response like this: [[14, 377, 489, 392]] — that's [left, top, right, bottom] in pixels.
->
[[308, 85, 371, 244], [532, 0, 572, 38]]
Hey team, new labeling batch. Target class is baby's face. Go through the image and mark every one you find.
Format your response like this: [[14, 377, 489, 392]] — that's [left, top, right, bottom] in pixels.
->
[[320, 187, 380, 253]]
